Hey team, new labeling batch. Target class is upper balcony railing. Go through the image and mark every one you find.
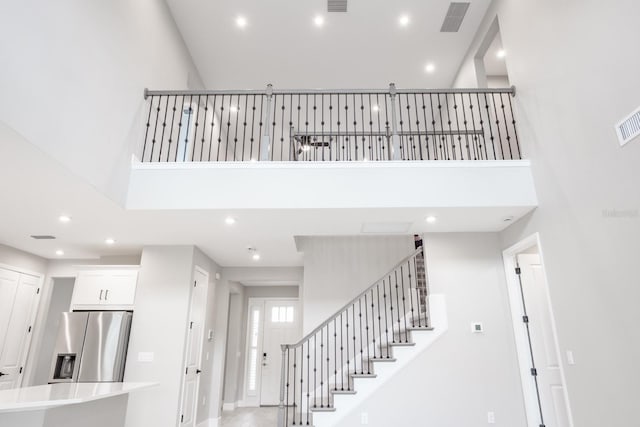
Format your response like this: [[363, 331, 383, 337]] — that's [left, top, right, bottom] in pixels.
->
[[140, 84, 519, 163]]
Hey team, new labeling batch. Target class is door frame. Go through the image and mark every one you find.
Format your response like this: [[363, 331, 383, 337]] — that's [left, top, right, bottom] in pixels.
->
[[0, 263, 44, 388], [502, 233, 574, 427], [241, 297, 299, 407], [177, 265, 209, 426]]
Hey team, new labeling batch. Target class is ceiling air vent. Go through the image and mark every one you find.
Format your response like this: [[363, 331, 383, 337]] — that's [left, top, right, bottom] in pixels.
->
[[30, 235, 56, 240], [328, 0, 347, 13], [615, 106, 640, 146], [440, 2, 470, 32]]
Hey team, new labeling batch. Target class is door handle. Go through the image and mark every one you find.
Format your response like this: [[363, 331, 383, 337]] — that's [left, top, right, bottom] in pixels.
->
[[196, 369, 202, 374], [0, 372, 6, 377], [104, 289, 109, 300], [99, 289, 104, 300]]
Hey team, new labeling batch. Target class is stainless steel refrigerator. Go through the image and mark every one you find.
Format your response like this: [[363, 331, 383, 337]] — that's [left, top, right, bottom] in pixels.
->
[[49, 311, 132, 383]]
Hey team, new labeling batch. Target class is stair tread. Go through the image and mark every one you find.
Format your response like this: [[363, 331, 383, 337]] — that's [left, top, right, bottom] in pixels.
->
[[350, 373, 377, 378], [367, 357, 397, 362], [310, 406, 336, 412]]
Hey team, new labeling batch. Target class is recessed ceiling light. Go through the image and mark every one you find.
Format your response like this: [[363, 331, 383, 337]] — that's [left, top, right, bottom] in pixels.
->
[[235, 16, 247, 29], [55, 249, 64, 256], [59, 215, 71, 223], [399, 15, 410, 27], [225, 216, 236, 225], [496, 49, 506, 59], [313, 15, 325, 27], [105, 238, 116, 245], [425, 63, 436, 74], [252, 253, 261, 261], [372, 104, 380, 112], [425, 216, 437, 223]]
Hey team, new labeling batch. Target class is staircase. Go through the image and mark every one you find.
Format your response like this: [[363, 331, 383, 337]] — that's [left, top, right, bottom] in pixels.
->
[[277, 247, 447, 427]]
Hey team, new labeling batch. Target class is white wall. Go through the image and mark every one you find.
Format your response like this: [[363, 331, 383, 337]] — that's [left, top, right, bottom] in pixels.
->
[[0, 0, 203, 205], [123, 246, 195, 427], [0, 244, 48, 275], [454, 2, 640, 425], [297, 236, 414, 334], [333, 233, 526, 427]]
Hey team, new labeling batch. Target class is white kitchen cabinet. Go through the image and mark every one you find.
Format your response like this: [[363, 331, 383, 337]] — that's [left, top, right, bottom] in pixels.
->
[[71, 267, 138, 310]]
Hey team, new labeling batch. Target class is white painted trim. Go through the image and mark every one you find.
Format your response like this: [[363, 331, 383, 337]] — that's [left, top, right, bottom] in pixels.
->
[[131, 158, 531, 170], [221, 401, 237, 411], [196, 417, 220, 427], [502, 233, 575, 427]]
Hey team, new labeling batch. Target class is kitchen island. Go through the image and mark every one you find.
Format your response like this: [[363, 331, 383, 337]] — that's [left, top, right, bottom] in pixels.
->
[[0, 382, 155, 427]]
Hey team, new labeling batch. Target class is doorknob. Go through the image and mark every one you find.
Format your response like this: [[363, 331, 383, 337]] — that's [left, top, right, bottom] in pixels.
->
[[196, 369, 202, 374], [0, 372, 6, 377]]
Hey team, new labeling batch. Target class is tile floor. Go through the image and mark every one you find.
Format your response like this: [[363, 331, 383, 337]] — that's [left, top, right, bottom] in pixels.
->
[[221, 407, 279, 427]]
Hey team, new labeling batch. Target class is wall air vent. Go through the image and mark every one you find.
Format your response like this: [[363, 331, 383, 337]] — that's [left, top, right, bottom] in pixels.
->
[[440, 2, 470, 32], [30, 235, 56, 240], [328, 0, 347, 13], [615, 105, 640, 146]]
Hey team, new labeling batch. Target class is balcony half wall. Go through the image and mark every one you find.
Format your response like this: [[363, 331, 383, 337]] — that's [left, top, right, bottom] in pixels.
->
[[126, 160, 536, 214]]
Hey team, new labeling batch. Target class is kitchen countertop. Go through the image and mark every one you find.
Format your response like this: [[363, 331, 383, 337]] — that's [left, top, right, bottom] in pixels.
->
[[0, 382, 156, 413]]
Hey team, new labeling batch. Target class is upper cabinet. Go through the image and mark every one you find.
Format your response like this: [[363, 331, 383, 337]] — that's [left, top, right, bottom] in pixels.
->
[[71, 267, 139, 310]]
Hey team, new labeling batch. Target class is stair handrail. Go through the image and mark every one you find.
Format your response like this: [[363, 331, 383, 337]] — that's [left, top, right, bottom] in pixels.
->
[[282, 246, 425, 350]]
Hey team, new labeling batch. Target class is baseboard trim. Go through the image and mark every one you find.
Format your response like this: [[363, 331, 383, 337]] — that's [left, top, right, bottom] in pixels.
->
[[222, 401, 237, 411], [196, 417, 220, 427]]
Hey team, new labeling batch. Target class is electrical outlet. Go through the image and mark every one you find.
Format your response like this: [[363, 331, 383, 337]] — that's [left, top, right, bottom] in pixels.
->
[[361, 412, 369, 425], [487, 411, 495, 424]]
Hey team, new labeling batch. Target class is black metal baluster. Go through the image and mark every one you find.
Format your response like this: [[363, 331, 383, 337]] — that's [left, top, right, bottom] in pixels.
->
[[192, 95, 202, 161], [507, 93, 520, 159], [412, 257, 422, 327], [434, 93, 445, 160], [358, 300, 364, 374], [397, 93, 405, 160], [451, 93, 464, 160], [300, 345, 304, 425], [407, 261, 416, 328], [498, 93, 513, 159], [345, 307, 350, 387], [285, 347, 290, 425], [157, 96, 170, 162], [491, 93, 505, 160], [483, 93, 497, 159], [376, 284, 384, 357], [142, 95, 154, 161], [224, 96, 232, 161], [206, 95, 217, 161], [334, 318, 338, 391], [405, 94, 416, 160], [383, 278, 391, 347], [167, 96, 178, 162], [364, 295, 371, 373], [375, 93, 382, 160], [257, 95, 264, 161], [475, 93, 488, 159], [328, 95, 334, 161], [278, 95, 285, 162], [369, 289, 376, 359], [248, 95, 256, 161], [421, 94, 431, 160], [313, 334, 317, 409], [392, 271, 400, 342], [326, 325, 330, 406], [306, 340, 310, 425], [466, 93, 480, 160], [340, 313, 344, 390], [400, 266, 409, 341], [149, 96, 162, 162], [459, 93, 471, 160], [321, 94, 326, 161], [443, 93, 456, 160], [292, 347, 297, 425]]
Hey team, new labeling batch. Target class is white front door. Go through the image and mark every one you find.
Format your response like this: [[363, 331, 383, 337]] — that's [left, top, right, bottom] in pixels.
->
[[260, 300, 300, 406], [178, 267, 209, 426], [516, 254, 571, 427], [0, 268, 41, 390]]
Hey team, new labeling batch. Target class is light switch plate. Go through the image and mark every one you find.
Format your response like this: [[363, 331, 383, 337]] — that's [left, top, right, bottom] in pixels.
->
[[360, 412, 369, 425], [566, 350, 575, 365], [487, 411, 495, 424], [138, 352, 154, 362], [208, 329, 214, 341]]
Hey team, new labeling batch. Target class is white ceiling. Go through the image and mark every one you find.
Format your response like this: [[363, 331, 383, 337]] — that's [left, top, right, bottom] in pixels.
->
[[0, 123, 531, 267], [165, 0, 493, 89]]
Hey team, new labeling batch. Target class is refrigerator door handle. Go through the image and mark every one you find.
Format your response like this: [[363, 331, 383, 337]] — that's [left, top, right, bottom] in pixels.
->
[[104, 289, 109, 300], [99, 289, 104, 300]]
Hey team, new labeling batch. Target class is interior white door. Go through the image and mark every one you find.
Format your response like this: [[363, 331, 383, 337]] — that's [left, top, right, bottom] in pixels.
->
[[178, 267, 209, 426], [517, 254, 570, 427], [0, 270, 41, 390], [260, 300, 301, 406]]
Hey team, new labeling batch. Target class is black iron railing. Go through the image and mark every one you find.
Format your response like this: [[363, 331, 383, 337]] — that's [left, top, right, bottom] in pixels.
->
[[277, 247, 429, 426], [141, 85, 519, 163]]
